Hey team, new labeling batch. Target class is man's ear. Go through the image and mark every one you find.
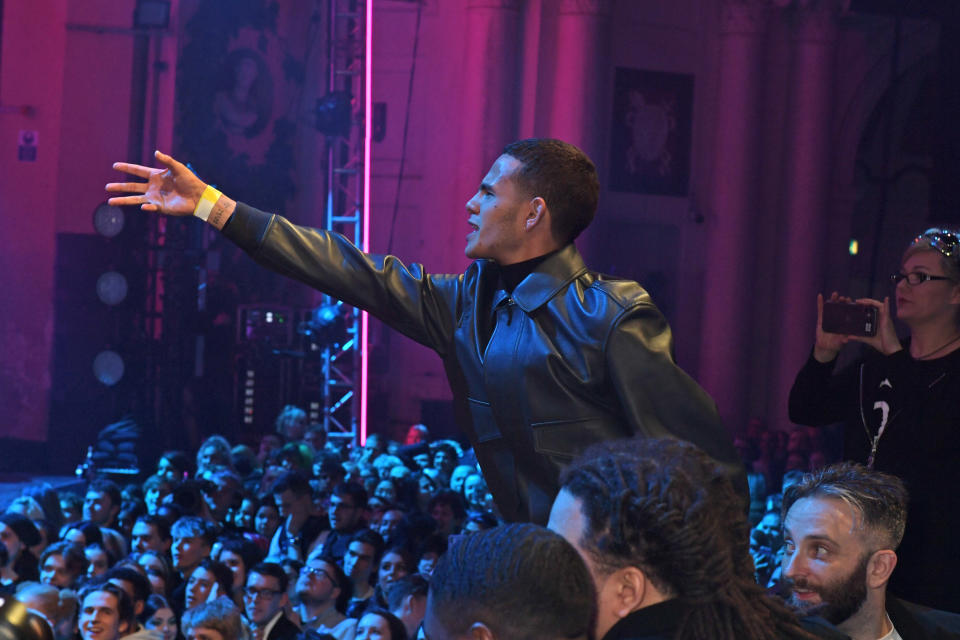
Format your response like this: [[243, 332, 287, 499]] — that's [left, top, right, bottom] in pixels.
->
[[608, 566, 648, 619], [524, 197, 548, 231], [867, 550, 897, 589], [468, 622, 496, 640]]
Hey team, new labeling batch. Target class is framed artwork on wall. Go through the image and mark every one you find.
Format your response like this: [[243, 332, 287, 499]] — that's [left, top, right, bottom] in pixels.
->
[[609, 68, 694, 196]]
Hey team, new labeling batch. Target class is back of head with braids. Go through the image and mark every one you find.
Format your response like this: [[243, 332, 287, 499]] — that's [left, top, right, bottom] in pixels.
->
[[559, 437, 819, 640], [427, 523, 595, 640]]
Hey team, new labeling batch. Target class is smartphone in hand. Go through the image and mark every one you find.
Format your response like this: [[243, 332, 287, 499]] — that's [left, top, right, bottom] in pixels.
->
[[822, 301, 878, 337]]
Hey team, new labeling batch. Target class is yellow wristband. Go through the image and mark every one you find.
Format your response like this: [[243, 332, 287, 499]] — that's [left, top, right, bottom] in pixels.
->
[[194, 185, 222, 222]]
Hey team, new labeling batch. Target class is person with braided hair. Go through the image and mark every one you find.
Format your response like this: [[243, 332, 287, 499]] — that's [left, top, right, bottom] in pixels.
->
[[548, 437, 842, 640]]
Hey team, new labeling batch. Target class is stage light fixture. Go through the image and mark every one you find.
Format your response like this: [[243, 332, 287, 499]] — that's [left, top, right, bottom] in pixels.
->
[[93, 350, 125, 386], [93, 202, 125, 238], [96, 271, 129, 306], [314, 92, 352, 137]]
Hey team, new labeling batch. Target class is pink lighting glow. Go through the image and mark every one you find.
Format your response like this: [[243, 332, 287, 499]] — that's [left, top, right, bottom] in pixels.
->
[[360, 0, 373, 446]]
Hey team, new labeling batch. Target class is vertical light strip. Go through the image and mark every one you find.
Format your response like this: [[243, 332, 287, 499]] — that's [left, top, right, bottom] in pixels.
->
[[360, 0, 373, 446]]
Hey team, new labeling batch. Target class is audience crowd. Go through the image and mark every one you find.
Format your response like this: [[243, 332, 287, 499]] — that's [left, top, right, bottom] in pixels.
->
[[1, 404, 957, 640]]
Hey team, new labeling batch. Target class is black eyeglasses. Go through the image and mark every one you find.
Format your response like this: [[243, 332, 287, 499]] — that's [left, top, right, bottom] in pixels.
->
[[243, 587, 282, 599], [913, 228, 960, 259], [890, 272, 954, 286], [302, 566, 336, 585]]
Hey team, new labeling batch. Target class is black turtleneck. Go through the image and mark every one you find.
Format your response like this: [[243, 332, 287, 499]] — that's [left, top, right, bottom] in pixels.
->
[[497, 249, 560, 293]]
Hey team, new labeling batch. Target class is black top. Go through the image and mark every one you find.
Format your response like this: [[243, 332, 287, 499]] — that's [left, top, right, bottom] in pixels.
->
[[789, 343, 960, 612]]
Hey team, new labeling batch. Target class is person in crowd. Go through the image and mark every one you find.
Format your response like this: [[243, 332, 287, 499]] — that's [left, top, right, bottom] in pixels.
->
[[447, 466, 473, 496], [266, 473, 326, 563], [107, 139, 742, 526], [422, 523, 593, 640], [1, 513, 42, 592], [14, 581, 79, 640], [375, 548, 411, 590], [243, 563, 300, 640], [303, 426, 327, 457], [382, 575, 426, 640], [276, 406, 308, 443], [781, 462, 960, 637], [232, 496, 258, 534], [142, 477, 174, 519], [548, 437, 828, 640], [157, 452, 193, 484], [254, 500, 281, 548], [216, 537, 264, 607], [316, 484, 367, 562], [354, 609, 405, 640], [83, 481, 123, 530], [62, 520, 102, 549], [342, 531, 383, 618], [181, 598, 243, 640], [85, 543, 115, 579], [170, 517, 216, 612], [132, 516, 173, 556], [425, 492, 465, 537], [184, 560, 233, 611], [40, 541, 87, 589], [141, 594, 179, 640], [135, 551, 174, 597], [374, 510, 404, 548], [789, 227, 960, 610], [107, 566, 154, 626], [60, 493, 83, 526], [294, 555, 355, 640], [196, 437, 234, 477], [78, 582, 135, 640], [201, 470, 243, 527]]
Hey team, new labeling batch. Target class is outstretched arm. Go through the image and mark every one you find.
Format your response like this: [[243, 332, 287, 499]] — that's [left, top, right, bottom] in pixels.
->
[[105, 150, 236, 229]]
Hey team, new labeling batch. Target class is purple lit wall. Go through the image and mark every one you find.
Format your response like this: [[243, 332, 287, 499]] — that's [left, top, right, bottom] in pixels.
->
[[0, 0, 946, 460]]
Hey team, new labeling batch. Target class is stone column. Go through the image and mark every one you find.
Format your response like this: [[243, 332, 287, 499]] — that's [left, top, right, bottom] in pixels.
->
[[698, 0, 772, 431], [457, 0, 523, 195], [771, 0, 847, 429]]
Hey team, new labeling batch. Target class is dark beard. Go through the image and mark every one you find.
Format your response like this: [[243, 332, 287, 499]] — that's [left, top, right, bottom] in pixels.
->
[[783, 554, 869, 625]]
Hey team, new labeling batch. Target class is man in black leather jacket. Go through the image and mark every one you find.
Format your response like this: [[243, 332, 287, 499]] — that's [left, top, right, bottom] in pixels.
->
[[107, 138, 741, 524]]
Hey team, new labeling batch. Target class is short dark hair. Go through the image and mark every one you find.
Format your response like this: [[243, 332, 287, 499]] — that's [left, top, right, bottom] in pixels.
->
[[217, 536, 264, 573], [270, 471, 313, 498], [247, 562, 289, 593], [358, 609, 407, 640], [79, 581, 135, 633], [107, 565, 152, 605], [383, 573, 428, 611], [426, 490, 466, 521], [40, 541, 87, 579], [502, 138, 599, 244], [349, 529, 385, 565], [159, 450, 193, 478], [782, 462, 908, 550], [560, 437, 817, 640], [195, 558, 235, 596], [333, 482, 368, 509], [310, 556, 352, 613], [141, 594, 175, 625], [87, 480, 122, 510], [428, 523, 594, 640], [135, 514, 172, 541]]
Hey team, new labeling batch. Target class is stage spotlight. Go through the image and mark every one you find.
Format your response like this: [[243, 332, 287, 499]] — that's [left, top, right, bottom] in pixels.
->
[[93, 202, 125, 238], [315, 92, 352, 137], [96, 271, 129, 306], [300, 303, 347, 346], [93, 350, 125, 386]]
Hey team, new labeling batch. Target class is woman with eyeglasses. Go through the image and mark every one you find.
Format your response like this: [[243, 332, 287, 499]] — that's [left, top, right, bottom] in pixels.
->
[[789, 227, 960, 611]]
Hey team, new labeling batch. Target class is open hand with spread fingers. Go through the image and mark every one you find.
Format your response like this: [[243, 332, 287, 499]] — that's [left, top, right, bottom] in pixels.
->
[[105, 150, 206, 216]]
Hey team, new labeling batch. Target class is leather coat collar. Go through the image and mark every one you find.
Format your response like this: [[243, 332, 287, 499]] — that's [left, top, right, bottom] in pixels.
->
[[483, 244, 589, 312]]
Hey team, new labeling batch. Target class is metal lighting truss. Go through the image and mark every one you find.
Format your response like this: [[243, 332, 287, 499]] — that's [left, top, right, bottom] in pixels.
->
[[321, 0, 368, 444]]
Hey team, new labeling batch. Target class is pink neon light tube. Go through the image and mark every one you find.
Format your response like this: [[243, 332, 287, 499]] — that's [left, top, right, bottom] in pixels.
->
[[360, 0, 373, 446]]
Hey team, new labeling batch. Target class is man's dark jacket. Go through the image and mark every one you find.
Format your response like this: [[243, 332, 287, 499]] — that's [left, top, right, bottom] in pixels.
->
[[265, 614, 301, 640], [224, 204, 741, 523]]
